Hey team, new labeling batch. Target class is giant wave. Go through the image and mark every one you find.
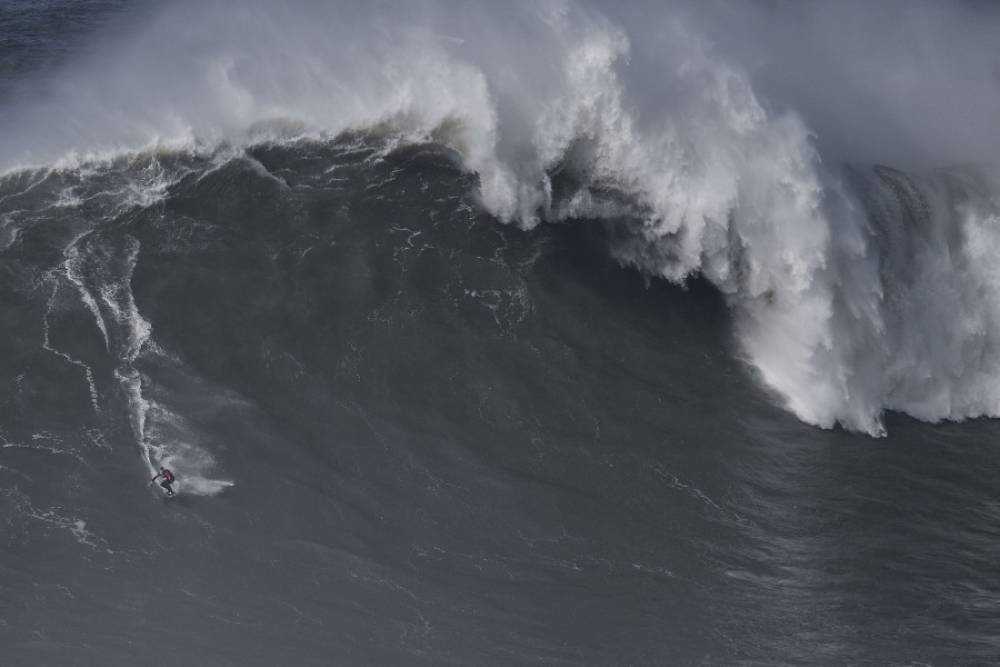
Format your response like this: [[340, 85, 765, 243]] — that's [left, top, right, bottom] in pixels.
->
[[3, 0, 1000, 436]]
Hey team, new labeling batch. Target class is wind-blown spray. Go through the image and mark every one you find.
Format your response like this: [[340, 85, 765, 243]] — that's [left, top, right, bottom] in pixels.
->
[[3, 0, 1000, 435]]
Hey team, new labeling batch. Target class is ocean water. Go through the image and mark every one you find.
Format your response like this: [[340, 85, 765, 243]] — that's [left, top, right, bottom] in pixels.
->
[[2, 2, 1000, 665]]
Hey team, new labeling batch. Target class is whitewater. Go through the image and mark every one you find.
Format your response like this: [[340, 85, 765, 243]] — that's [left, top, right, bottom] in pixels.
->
[[5, 0, 1000, 435], [3, 1, 1000, 665]]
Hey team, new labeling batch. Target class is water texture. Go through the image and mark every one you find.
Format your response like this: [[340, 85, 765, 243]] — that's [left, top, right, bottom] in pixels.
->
[[2, 2, 999, 665]]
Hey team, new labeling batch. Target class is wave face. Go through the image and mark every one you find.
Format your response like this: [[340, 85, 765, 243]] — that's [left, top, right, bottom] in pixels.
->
[[5, 0, 1000, 434], [4, 2, 1000, 665]]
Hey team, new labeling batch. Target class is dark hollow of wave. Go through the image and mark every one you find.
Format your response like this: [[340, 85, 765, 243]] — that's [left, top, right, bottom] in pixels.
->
[[1, 139, 999, 666]]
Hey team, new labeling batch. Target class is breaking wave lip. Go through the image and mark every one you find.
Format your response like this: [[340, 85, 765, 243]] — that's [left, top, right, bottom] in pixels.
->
[[4, 0, 1000, 437]]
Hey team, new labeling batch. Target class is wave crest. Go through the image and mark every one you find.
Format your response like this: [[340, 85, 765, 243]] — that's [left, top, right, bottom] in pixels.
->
[[4, 0, 1000, 435]]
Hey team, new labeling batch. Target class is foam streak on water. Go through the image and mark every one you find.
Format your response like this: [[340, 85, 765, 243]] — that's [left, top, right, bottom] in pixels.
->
[[3, 1, 1000, 434], [41, 276, 101, 413]]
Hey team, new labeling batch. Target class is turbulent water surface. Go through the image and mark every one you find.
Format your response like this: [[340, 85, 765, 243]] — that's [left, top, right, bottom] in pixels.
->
[[2, 2, 1000, 666]]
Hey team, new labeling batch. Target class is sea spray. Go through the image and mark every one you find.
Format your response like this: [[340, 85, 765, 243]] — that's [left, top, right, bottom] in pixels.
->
[[3, 0, 1000, 435]]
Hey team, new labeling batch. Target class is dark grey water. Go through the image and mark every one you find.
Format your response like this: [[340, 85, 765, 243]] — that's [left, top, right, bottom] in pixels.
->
[[2, 3, 1000, 667]]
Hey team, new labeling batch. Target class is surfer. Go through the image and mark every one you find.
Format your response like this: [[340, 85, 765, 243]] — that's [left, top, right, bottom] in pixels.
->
[[151, 466, 176, 496]]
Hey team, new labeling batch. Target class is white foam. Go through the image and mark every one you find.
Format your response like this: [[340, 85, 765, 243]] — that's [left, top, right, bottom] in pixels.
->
[[1, 486, 108, 551], [144, 403, 234, 496], [64, 239, 110, 350], [41, 278, 101, 413], [4, 1, 1000, 435]]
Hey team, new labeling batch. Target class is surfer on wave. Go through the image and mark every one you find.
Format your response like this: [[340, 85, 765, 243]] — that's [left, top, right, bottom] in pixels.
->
[[151, 466, 176, 496]]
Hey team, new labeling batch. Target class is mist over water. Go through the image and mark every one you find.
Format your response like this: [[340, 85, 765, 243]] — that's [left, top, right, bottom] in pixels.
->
[[3, 2, 1000, 665], [6, 0, 998, 434]]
